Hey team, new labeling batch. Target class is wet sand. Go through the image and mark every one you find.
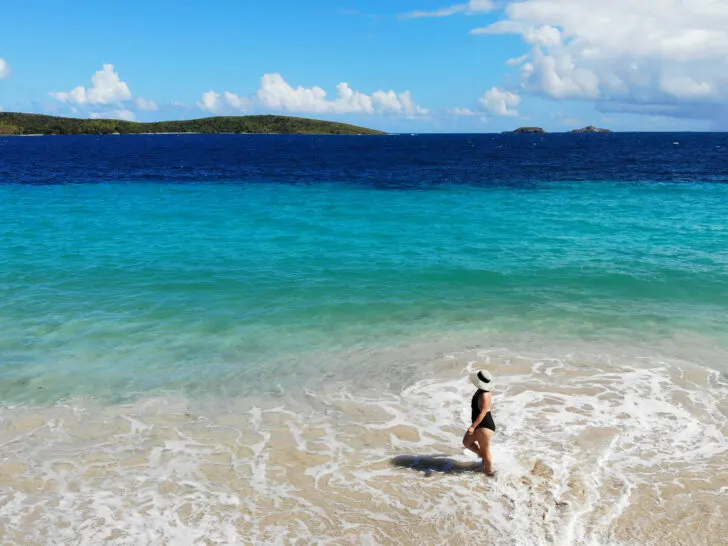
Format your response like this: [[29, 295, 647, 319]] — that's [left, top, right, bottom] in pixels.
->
[[1, 346, 726, 545]]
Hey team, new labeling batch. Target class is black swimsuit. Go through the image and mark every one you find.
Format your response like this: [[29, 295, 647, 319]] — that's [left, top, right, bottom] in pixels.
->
[[471, 389, 496, 431]]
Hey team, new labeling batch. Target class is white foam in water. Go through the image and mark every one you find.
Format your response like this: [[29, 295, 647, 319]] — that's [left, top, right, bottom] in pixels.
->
[[0, 344, 727, 545]]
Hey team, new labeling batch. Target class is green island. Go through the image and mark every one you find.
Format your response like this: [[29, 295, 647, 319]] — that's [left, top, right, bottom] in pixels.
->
[[0, 112, 385, 136]]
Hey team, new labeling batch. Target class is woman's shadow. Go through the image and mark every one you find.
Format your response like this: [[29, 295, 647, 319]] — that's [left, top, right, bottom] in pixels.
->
[[391, 454, 481, 476]]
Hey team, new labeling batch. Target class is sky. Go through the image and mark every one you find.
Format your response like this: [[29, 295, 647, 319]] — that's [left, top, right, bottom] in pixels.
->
[[0, 0, 726, 132]]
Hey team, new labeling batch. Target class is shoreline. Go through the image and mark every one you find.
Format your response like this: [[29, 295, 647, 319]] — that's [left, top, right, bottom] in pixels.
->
[[2, 342, 726, 544]]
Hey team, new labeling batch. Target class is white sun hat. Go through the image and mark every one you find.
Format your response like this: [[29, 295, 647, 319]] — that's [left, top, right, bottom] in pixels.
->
[[469, 369, 493, 391]]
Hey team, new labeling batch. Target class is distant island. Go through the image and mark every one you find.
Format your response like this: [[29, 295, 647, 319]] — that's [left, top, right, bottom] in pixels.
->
[[503, 127, 547, 134], [570, 125, 611, 133], [0, 112, 385, 136], [502, 125, 612, 134]]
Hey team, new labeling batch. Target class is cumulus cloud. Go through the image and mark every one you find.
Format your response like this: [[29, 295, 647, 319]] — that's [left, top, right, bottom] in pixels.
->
[[224, 91, 252, 111], [403, 0, 495, 19], [48, 64, 165, 118], [198, 73, 428, 117], [471, 0, 728, 120], [479, 87, 521, 116], [50, 64, 132, 105], [135, 97, 158, 111], [197, 90, 252, 113], [197, 90, 223, 113], [0, 57, 10, 79]]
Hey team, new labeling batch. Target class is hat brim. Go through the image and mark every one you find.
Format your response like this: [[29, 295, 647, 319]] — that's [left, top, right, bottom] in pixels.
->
[[469, 373, 493, 391]]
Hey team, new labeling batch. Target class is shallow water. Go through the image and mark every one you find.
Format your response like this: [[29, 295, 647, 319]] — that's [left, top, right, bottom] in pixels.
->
[[2, 344, 726, 545], [1, 134, 727, 544]]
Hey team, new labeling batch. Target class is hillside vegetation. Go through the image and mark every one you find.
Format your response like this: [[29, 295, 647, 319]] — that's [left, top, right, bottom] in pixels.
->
[[0, 113, 385, 136]]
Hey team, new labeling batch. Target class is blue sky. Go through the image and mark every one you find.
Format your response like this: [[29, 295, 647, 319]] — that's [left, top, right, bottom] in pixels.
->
[[0, 0, 723, 132]]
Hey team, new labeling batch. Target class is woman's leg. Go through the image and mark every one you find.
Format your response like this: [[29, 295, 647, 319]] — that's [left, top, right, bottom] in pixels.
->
[[474, 428, 494, 475], [462, 430, 481, 456]]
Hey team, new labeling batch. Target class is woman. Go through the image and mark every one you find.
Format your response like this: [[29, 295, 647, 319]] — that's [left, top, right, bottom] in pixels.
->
[[463, 369, 496, 476]]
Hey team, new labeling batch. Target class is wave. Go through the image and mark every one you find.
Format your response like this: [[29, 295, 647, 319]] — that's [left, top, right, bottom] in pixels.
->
[[1, 343, 726, 544]]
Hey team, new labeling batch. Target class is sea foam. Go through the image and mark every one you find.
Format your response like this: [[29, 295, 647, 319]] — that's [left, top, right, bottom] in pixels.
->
[[1, 345, 726, 545]]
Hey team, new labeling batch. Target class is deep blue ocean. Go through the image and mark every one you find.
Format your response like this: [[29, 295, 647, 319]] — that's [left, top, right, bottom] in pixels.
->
[[3, 132, 728, 185], [1, 133, 727, 544]]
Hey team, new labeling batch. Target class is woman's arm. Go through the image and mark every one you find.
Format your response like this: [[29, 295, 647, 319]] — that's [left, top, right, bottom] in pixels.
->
[[467, 392, 492, 434]]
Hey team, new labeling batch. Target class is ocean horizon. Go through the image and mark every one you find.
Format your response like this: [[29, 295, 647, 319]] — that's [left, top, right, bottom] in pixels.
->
[[1, 133, 727, 545]]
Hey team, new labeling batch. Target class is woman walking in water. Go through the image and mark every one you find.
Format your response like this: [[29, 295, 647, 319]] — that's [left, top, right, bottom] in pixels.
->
[[463, 369, 496, 476]]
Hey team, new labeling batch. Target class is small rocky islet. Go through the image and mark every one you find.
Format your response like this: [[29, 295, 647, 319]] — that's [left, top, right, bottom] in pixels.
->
[[570, 125, 612, 133], [503, 125, 612, 134], [502, 126, 547, 134]]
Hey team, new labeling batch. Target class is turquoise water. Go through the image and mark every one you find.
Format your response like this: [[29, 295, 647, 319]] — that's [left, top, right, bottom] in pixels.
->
[[2, 181, 727, 403]]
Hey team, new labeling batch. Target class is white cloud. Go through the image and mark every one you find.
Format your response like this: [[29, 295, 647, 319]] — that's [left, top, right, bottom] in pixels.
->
[[172, 100, 185, 107], [404, 0, 495, 19], [0, 57, 9, 79], [196, 90, 253, 114], [448, 107, 478, 116], [506, 54, 529, 67], [89, 109, 136, 121], [50, 64, 132, 105], [333, 82, 375, 113], [197, 90, 223, 113], [198, 73, 428, 118], [479, 86, 521, 116], [135, 97, 158, 111], [471, 0, 728, 120], [256, 74, 330, 113], [224, 91, 252, 112]]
